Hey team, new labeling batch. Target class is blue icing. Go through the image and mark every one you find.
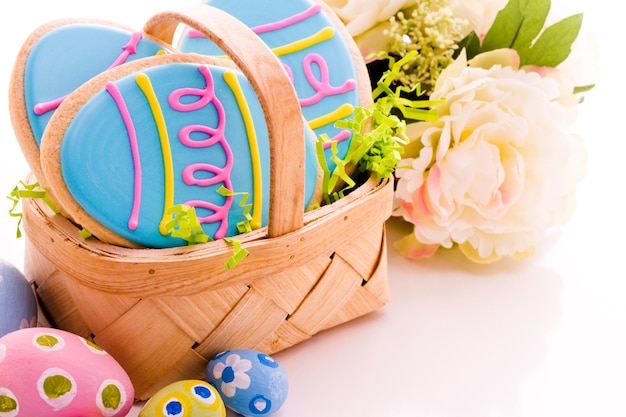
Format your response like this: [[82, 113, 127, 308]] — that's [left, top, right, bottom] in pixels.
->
[[179, 0, 360, 171], [60, 62, 318, 248], [24, 24, 169, 146]]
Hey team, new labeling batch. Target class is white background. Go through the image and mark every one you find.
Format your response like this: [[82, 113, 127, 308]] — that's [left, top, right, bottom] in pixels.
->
[[0, 1, 624, 416]]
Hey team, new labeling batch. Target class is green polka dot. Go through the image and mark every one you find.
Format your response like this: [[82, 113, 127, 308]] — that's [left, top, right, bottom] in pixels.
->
[[36, 335, 59, 348], [86, 339, 105, 352], [0, 395, 17, 412], [43, 375, 73, 399], [101, 384, 122, 410]]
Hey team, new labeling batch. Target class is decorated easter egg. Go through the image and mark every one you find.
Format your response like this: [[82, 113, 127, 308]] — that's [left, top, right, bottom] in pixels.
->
[[40, 53, 321, 248], [179, 0, 371, 171], [0, 327, 134, 416], [0, 259, 37, 337], [206, 349, 288, 416], [138, 380, 225, 417], [10, 19, 174, 180]]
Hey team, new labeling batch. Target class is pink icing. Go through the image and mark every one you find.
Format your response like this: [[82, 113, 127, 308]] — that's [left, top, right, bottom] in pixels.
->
[[186, 3, 322, 38], [184, 6, 358, 151], [107, 32, 142, 69], [105, 81, 142, 231], [33, 95, 68, 116], [323, 129, 351, 149], [182, 163, 230, 187], [251, 3, 322, 34], [34, 32, 145, 116], [169, 65, 234, 239], [299, 53, 357, 107], [177, 124, 223, 148]]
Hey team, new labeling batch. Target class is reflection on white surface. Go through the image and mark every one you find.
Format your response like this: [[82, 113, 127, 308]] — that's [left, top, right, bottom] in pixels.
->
[[271, 219, 563, 417], [1, 1, 625, 417]]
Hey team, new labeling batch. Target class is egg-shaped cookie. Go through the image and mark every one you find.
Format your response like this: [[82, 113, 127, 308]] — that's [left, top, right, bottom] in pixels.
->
[[9, 19, 174, 182], [40, 53, 321, 248], [179, 0, 372, 171]]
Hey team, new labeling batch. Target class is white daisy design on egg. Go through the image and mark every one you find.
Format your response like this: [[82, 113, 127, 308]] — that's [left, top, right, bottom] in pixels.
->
[[211, 353, 252, 397]]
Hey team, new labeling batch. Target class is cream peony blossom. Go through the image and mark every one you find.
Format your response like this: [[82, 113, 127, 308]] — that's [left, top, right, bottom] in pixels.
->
[[322, 0, 416, 37], [393, 49, 587, 262], [451, 0, 507, 37]]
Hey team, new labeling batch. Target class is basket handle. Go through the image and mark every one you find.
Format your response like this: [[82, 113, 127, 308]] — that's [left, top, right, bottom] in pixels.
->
[[144, 5, 305, 238]]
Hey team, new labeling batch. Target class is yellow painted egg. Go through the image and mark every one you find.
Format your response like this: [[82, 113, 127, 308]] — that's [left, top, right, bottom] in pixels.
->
[[139, 380, 225, 417]]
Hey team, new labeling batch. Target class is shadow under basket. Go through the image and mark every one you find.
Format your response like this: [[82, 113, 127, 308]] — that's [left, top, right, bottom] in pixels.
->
[[22, 174, 393, 400]]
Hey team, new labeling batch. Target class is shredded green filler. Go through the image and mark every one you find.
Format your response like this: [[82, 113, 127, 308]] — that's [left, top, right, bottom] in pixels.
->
[[317, 51, 442, 203], [6, 181, 59, 238]]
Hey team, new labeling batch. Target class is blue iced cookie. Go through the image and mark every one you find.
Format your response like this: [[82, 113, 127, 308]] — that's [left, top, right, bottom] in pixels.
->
[[40, 53, 320, 248], [178, 0, 372, 171], [9, 19, 175, 181]]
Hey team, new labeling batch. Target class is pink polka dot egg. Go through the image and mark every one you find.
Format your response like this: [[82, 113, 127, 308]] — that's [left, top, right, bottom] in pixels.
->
[[0, 327, 134, 417]]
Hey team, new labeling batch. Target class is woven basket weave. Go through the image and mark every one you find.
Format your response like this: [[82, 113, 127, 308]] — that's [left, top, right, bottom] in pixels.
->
[[21, 5, 393, 401]]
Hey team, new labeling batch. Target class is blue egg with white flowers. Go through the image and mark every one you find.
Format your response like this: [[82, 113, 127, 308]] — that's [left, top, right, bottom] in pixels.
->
[[0, 258, 38, 337], [206, 349, 288, 416]]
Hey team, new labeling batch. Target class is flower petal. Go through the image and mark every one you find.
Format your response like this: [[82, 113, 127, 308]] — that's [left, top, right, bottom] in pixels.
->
[[234, 372, 251, 390], [221, 382, 236, 398], [395, 232, 440, 259], [232, 359, 252, 374], [458, 242, 501, 264], [212, 362, 226, 379]]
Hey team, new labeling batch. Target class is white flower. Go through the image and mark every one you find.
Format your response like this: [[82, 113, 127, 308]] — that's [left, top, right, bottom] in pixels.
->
[[394, 49, 587, 262], [212, 353, 252, 397], [322, 0, 416, 37], [451, 0, 508, 37]]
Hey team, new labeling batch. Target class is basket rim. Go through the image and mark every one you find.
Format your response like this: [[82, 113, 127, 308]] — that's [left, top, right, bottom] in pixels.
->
[[23, 173, 393, 297]]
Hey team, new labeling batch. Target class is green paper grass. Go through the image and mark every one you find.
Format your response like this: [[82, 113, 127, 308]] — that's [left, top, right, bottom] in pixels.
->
[[223, 237, 249, 270], [165, 189, 253, 269], [79, 228, 93, 240], [165, 204, 211, 245], [217, 186, 253, 234], [6, 181, 59, 238], [317, 51, 441, 203]]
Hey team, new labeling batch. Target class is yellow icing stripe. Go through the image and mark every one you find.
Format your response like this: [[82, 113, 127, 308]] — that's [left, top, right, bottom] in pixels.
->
[[223, 71, 263, 230], [308, 103, 354, 130], [272, 26, 335, 56], [135, 73, 175, 236], [213, 27, 335, 60]]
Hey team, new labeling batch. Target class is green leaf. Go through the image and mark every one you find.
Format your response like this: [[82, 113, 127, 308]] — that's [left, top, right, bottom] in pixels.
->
[[510, 0, 550, 51], [573, 84, 595, 94], [456, 32, 481, 60], [520, 13, 583, 67], [481, 0, 550, 52]]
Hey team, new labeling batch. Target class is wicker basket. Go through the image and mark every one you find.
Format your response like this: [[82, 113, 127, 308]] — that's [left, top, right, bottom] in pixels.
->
[[21, 6, 393, 401]]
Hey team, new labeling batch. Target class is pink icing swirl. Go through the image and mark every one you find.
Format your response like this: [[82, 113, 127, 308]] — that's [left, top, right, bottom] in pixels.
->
[[299, 53, 357, 107], [169, 65, 234, 240]]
